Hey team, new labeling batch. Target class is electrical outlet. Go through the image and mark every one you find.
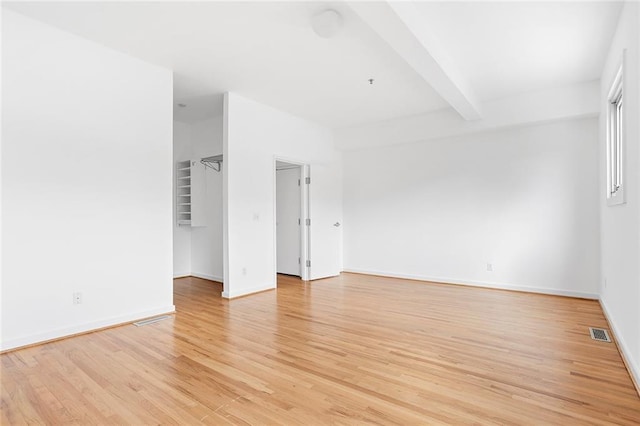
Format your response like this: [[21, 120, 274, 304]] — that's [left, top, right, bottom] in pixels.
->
[[486, 263, 493, 272], [242, 267, 247, 276], [73, 292, 82, 304], [604, 279, 607, 288]]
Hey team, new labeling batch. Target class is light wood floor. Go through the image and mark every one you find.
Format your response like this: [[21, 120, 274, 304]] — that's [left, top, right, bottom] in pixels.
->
[[2, 274, 639, 424]]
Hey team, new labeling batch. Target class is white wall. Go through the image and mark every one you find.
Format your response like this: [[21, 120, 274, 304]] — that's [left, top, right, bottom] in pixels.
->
[[599, 1, 640, 388], [173, 121, 192, 277], [190, 116, 224, 282], [343, 118, 600, 299], [223, 92, 342, 298], [1, 10, 174, 350]]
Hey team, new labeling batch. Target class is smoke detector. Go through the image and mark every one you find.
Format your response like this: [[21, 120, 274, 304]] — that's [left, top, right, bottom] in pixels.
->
[[311, 9, 343, 38]]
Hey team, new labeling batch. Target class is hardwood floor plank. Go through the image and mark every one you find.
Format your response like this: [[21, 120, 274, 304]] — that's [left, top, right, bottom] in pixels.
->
[[1, 273, 639, 424]]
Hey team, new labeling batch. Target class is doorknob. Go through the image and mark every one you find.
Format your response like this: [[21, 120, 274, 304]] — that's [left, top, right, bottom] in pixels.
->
[[333, 222, 341, 227]]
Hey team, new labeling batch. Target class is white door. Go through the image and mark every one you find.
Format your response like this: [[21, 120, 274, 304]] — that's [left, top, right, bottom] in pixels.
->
[[308, 163, 341, 280], [276, 167, 301, 276]]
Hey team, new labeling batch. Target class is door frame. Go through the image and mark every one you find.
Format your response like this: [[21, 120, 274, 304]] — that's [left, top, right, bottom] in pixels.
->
[[273, 156, 310, 282]]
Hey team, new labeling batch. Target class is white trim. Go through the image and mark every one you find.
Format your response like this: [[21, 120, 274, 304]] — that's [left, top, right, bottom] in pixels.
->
[[221, 283, 275, 299], [191, 272, 223, 283], [600, 298, 640, 395], [606, 51, 625, 206], [273, 156, 310, 282], [342, 269, 599, 300], [0, 305, 176, 352]]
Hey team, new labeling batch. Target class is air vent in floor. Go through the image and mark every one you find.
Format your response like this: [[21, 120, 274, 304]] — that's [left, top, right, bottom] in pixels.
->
[[589, 327, 611, 343], [133, 315, 170, 327]]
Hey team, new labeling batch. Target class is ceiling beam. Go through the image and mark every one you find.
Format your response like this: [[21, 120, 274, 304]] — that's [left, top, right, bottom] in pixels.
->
[[335, 81, 599, 150], [347, 1, 482, 121]]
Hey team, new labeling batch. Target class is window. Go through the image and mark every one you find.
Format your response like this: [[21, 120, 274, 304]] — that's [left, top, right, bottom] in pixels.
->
[[607, 58, 625, 205]]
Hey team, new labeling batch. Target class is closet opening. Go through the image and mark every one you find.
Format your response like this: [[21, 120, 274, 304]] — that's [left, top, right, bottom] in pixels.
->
[[172, 99, 225, 298], [275, 159, 310, 283]]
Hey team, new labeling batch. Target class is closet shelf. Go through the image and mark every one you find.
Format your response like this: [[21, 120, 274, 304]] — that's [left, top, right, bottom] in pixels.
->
[[176, 158, 208, 227], [176, 160, 193, 226]]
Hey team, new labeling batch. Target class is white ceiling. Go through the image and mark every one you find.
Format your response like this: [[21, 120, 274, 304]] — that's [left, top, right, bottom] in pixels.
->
[[413, 1, 622, 101], [4, 1, 623, 127]]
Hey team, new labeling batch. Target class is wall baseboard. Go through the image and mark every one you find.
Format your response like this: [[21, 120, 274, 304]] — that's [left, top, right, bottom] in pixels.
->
[[342, 268, 599, 300], [0, 305, 176, 352], [191, 272, 223, 283], [173, 273, 191, 279], [222, 284, 275, 299], [599, 298, 640, 397]]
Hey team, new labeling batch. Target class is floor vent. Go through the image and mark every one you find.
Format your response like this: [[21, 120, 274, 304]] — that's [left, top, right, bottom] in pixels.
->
[[589, 327, 611, 343], [133, 315, 170, 327]]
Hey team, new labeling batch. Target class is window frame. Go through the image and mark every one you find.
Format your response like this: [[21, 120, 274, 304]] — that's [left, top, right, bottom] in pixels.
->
[[606, 54, 625, 206]]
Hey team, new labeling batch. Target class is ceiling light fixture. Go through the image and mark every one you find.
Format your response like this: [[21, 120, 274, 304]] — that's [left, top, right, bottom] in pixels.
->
[[311, 9, 343, 39]]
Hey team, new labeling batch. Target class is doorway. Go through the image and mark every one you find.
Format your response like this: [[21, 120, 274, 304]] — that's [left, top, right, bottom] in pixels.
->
[[275, 159, 309, 281]]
